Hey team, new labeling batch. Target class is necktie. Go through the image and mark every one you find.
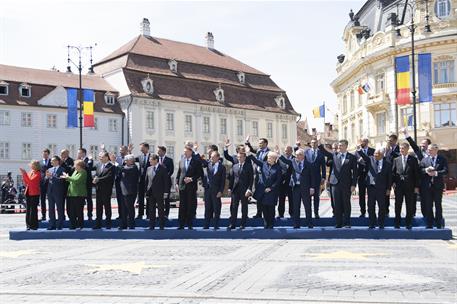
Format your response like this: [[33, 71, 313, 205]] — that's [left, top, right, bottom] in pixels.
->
[[160, 157, 163, 165], [239, 163, 243, 174], [312, 150, 316, 162], [144, 154, 148, 168], [431, 157, 435, 167], [376, 160, 380, 173], [299, 161, 303, 172], [101, 164, 105, 172]]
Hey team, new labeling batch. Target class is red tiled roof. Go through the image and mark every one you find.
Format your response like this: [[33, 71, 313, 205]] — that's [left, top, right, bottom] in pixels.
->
[[0, 64, 116, 92], [96, 35, 267, 75]]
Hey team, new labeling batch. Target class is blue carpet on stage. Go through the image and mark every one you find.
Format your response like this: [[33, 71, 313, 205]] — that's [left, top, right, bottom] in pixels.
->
[[9, 217, 452, 240]]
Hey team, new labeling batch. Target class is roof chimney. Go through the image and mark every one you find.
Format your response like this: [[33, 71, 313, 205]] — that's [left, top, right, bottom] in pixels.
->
[[140, 18, 150, 36], [205, 32, 214, 49]]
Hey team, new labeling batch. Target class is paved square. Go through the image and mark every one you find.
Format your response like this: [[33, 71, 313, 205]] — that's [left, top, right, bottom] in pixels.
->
[[1, 194, 456, 304]]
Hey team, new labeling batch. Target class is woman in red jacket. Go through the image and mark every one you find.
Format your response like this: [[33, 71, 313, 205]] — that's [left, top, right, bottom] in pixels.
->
[[20, 160, 41, 230]]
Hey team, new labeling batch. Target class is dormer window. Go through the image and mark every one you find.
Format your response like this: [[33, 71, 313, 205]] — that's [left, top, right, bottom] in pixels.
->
[[275, 94, 286, 109], [19, 83, 31, 98], [0, 81, 8, 95], [104, 92, 116, 105], [213, 85, 225, 103], [237, 72, 245, 84], [168, 59, 178, 73], [141, 76, 154, 95]]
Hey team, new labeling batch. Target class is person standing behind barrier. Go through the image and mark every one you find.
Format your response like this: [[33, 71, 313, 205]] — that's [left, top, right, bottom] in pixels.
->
[[61, 160, 87, 230], [119, 154, 139, 230], [420, 144, 448, 229], [20, 160, 41, 230], [45, 156, 66, 230], [39, 148, 52, 221]]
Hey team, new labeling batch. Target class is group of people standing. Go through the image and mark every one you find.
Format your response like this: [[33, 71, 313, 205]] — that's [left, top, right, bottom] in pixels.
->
[[19, 128, 448, 231]]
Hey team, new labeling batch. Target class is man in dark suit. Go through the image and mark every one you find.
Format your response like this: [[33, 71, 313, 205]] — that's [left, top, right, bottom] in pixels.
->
[[176, 146, 203, 229], [420, 144, 448, 229], [326, 143, 338, 217], [355, 138, 375, 218], [145, 154, 169, 230], [319, 139, 358, 228], [227, 148, 253, 230], [112, 146, 128, 224], [358, 147, 392, 229], [277, 145, 294, 219], [60, 148, 74, 221], [385, 134, 400, 215], [92, 152, 115, 229], [245, 136, 270, 219], [77, 148, 95, 220], [200, 151, 226, 229], [129, 142, 151, 219], [119, 154, 139, 230], [157, 146, 174, 218], [306, 138, 326, 219], [392, 142, 420, 229], [45, 156, 66, 230], [402, 128, 431, 217], [39, 148, 52, 221], [279, 148, 314, 229]]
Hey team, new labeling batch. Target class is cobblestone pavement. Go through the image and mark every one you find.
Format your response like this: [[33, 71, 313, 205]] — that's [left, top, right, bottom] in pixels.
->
[[1, 194, 456, 304]]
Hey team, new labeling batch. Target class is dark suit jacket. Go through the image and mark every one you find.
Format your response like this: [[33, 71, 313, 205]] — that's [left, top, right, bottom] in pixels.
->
[[358, 153, 392, 192], [83, 157, 95, 187], [305, 149, 326, 188], [406, 136, 427, 161], [355, 147, 375, 184], [279, 155, 313, 190], [94, 162, 114, 197], [40, 158, 52, 185], [247, 155, 281, 205], [135, 153, 151, 180], [420, 155, 448, 190], [278, 155, 294, 188], [176, 156, 203, 192], [386, 145, 400, 162], [224, 149, 238, 164], [46, 166, 66, 196], [319, 145, 357, 188], [145, 164, 169, 199], [205, 162, 226, 194], [120, 165, 139, 196], [229, 161, 254, 194], [392, 155, 420, 189], [62, 157, 75, 175]]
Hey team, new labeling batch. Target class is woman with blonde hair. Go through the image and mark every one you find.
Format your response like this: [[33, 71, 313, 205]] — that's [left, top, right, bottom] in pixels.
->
[[19, 160, 41, 230], [61, 159, 87, 229]]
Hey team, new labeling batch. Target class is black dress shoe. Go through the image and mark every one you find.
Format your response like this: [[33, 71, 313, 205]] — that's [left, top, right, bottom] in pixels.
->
[[159, 226, 164, 230], [293, 226, 300, 229], [436, 225, 442, 229], [308, 225, 314, 229], [177, 226, 184, 230], [253, 214, 262, 219], [344, 225, 351, 228], [335, 225, 342, 228], [394, 225, 400, 229], [368, 226, 375, 229], [379, 226, 384, 229], [406, 226, 412, 230], [188, 226, 193, 230], [136, 215, 143, 220], [69, 227, 76, 230], [426, 225, 433, 229], [314, 215, 320, 219], [92, 226, 101, 230], [359, 214, 366, 218], [203, 226, 209, 229], [239, 226, 245, 230], [47, 227, 56, 230], [214, 226, 219, 230], [129, 227, 135, 230], [105, 226, 111, 230], [149, 226, 155, 230]]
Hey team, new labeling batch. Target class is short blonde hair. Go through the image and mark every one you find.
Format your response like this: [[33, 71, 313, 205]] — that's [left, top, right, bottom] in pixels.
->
[[30, 160, 41, 171], [74, 159, 85, 169]]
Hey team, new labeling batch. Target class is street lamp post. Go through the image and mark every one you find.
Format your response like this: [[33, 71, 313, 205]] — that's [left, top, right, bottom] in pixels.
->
[[395, 0, 431, 142], [66, 45, 95, 150]]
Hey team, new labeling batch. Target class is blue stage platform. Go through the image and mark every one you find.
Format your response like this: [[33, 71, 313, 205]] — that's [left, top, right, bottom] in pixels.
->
[[9, 217, 452, 240]]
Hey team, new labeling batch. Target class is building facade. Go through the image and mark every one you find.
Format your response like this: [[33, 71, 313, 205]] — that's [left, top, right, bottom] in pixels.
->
[[331, 0, 457, 178], [94, 18, 299, 169], [0, 65, 123, 184]]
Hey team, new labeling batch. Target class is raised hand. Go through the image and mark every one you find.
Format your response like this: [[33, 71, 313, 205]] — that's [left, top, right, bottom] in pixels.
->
[[224, 138, 231, 148], [245, 135, 250, 144], [100, 143, 105, 151], [193, 141, 199, 152], [127, 143, 133, 152]]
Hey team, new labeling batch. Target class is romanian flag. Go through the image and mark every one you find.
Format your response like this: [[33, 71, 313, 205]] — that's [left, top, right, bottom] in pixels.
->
[[403, 113, 413, 127], [313, 104, 325, 118], [83, 89, 95, 127], [395, 56, 411, 105]]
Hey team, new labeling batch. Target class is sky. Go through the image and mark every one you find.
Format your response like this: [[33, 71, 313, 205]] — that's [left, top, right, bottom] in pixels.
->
[[0, 0, 366, 131]]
